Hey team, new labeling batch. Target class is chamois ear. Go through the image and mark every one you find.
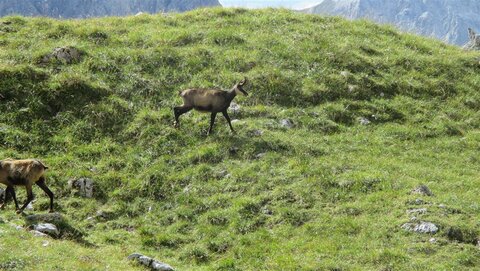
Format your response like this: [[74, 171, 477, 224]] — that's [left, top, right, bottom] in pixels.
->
[[238, 77, 248, 86]]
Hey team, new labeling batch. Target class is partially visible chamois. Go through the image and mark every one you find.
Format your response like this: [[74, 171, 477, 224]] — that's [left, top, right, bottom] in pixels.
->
[[173, 78, 249, 135], [0, 159, 54, 214]]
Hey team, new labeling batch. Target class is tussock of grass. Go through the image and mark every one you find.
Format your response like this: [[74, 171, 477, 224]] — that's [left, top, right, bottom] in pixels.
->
[[0, 7, 480, 271]]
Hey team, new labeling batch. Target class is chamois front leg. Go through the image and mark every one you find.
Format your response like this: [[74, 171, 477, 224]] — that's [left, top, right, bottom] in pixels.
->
[[208, 112, 217, 135], [17, 185, 33, 214], [4, 186, 20, 211], [222, 110, 236, 134], [36, 177, 54, 213], [173, 106, 193, 128]]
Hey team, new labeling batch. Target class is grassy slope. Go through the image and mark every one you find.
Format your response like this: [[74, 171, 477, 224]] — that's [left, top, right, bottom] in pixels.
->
[[1, 7, 480, 270]]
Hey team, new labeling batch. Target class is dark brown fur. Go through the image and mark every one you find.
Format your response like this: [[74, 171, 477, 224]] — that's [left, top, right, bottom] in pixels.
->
[[173, 78, 249, 135], [0, 159, 54, 214]]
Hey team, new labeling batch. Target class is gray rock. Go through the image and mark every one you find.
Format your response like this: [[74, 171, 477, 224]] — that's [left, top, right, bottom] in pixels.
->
[[358, 117, 371, 125], [411, 185, 434, 196], [280, 119, 294, 129], [402, 221, 438, 234], [128, 253, 174, 271], [68, 178, 94, 198], [32, 230, 48, 237], [406, 208, 427, 215], [138, 256, 153, 266], [41, 47, 83, 64], [229, 102, 241, 115], [25, 213, 64, 228], [251, 129, 263, 136], [34, 223, 59, 237], [429, 238, 437, 244], [151, 261, 174, 271], [255, 153, 267, 159]]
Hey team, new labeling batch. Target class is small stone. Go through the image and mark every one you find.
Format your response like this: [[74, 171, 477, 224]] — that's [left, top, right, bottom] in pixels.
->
[[340, 71, 351, 77], [32, 230, 48, 237], [358, 117, 371, 125], [438, 204, 446, 209], [251, 129, 263, 136], [128, 253, 174, 271], [231, 119, 241, 124], [348, 84, 358, 92], [414, 198, 426, 205], [25, 202, 34, 211], [429, 238, 437, 244], [255, 153, 266, 159], [279, 119, 294, 129], [406, 208, 427, 215], [216, 170, 229, 178], [229, 102, 241, 114], [34, 223, 59, 237], [15, 225, 23, 230], [42, 240, 49, 247], [411, 185, 434, 196], [135, 12, 145, 16], [402, 221, 438, 234]]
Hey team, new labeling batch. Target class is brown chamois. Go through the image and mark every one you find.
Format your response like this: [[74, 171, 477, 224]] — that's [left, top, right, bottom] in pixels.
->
[[0, 159, 54, 214], [173, 78, 249, 135]]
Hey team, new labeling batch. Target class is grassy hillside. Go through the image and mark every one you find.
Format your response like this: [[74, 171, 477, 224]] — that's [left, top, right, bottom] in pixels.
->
[[1, 8, 480, 270]]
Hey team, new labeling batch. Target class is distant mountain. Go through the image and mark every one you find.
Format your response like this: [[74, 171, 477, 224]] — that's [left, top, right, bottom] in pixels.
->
[[304, 0, 480, 45], [0, 0, 221, 18]]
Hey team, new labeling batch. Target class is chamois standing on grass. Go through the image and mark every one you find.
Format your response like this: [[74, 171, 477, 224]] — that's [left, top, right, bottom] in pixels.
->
[[0, 159, 54, 214], [173, 78, 249, 135]]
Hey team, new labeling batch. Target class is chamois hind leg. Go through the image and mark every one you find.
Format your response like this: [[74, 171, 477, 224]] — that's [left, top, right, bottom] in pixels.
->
[[17, 185, 33, 214], [5, 186, 20, 211], [36, 177, 54, 213], [207, 112, 217, 135], [173, 106, 193, 128], [0, 186, 12, 209], [222, 110, 236, 134]]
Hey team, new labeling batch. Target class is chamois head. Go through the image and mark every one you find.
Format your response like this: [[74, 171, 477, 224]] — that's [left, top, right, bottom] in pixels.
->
[[234, 78, 249, 96]]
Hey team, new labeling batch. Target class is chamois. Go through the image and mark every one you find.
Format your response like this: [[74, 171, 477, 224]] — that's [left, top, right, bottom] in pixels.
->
[[0, 159, 54, 214], [173, 78, 249, 135]]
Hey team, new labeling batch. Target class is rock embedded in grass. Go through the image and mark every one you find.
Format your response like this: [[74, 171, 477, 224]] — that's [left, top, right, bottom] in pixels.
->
[[68, 178, 95, 198], [280, 119, 294, 129], [401, 221, 438, 234], [406, 208, 427, 215], [127, 253, 174, 271], [40, 46, 83, 64], [411, 185, 434, 196], [34, 223, 59, 237]]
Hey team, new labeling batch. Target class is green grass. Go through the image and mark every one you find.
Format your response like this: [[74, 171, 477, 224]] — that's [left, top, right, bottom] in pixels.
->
[[1, 7, 480, 270]]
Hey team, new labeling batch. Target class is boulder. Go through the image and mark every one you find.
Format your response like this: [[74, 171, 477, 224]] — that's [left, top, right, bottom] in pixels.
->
[[68, 178, 94, 198]]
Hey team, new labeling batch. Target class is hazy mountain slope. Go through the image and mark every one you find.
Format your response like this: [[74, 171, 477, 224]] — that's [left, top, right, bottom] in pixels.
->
[[305, 0, 480, 45], [0, 0, 221, 18]]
